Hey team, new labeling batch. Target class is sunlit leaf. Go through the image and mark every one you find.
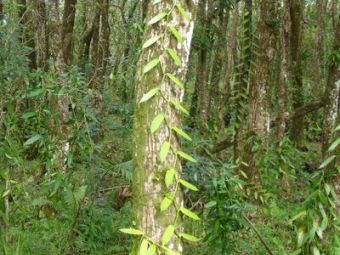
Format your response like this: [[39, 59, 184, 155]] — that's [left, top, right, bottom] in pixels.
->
[[150, 114, 165, 133], [162, 225, 175, 245], [166, 48, 181, 66], [319, 155, 336, 169], [146, 244, 156, 255], [204, 201, 217, 208], [328, 137, 340, 151], [140, 87, 159, 103], [179, 233, 199, 242], [176, 4, 190, 22], [180, 207, 200, 220], [120, 228, 144, 235], [179, 179, 198, 191], [165, 168, 176, 188], [160, 141, 171, 162], [143, 58, 160, 74], [160, 196, 172, 211], [168, 25, 183, 43], [172, 126, 191, 141], [177, 151, 197, 163], [24, 134, 42, 146], [170, 100, 189, 115], [139, 239, 149, 255], [142, 35, 161, 49], [166, 73, 184, 89], [147, 12, 167, 25]]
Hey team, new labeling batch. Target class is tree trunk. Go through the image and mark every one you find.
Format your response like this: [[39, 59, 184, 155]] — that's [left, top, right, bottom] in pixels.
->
[[322, 15, 339, 156], [277, 0, 290, 140], [37, 0, 48, 71], [132, 0, 195, 252], [234, 0, 253, 161], [289, 0, 304, 148], [244, 0, 278, 185]]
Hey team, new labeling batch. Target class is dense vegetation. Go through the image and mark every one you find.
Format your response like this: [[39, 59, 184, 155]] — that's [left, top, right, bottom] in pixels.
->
[[0, 0, 339, 254]]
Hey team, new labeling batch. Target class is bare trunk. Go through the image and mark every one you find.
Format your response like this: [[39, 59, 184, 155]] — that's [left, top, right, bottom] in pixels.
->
[[37, 0, 48, 70]]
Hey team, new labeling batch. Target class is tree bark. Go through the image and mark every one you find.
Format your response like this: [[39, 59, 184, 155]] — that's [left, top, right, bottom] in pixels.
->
[[37, 0, 48, 71], [244, 0, 278, 184], [322, 14, 340, 156], [132, 0, 195, 251], [277, 0, 290, 140], [289, 0, 304, 148]]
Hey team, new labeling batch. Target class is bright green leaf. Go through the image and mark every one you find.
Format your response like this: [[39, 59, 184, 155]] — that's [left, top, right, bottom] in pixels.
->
[[142, 35, 161, 49], [119, 228, 144, 235], [166, 48, 181, 66], [140, 87, 159, 103], [160, 141, 170, 162], [170, 100, 189, 115], [179, 179, 198, 191], [2, 190, 10, 198], [205, 201, 217, 208], [165, 168, 176, 188], [177, 151, 197, 163], [179, 233, 199, 242], [180, 207, 200, 220], [150, 114, 165, 133], [146, 244, 156, 255], [166, 73, 184, 89], [139, 239, 149, 255], [172, 126, 192, 141], [312, 246, 320, 255], [328, 137, 340, 151], [27, 88, 45, 98], [176, 4, 190, 22], [143, 58, 160, 74], [160, 196, 172, 211], [168, 26, 183, 43], [162, 225, 175, 245], [147, 12, 167, 25]]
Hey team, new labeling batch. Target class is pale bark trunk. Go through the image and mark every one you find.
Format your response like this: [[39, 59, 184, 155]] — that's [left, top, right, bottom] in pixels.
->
[[132, 0, 195, 251]]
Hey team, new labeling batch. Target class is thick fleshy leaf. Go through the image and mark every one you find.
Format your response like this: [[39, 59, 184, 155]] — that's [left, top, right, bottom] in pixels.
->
[[143, 58, 160, 74], [165, 168, 176, 188], [160, 141, 171, 162], [166, 73, 184, 89], [119, 228, 144, 235], [179, 233, 199, 242], [147, 12, 167, 25], [140, 87, 159, 103], [142, 35, 161, 49], [180, 207, 200, 220], [160, 196, 172, 211], [170, 100, 189, 115], [150, 114, 165, 133], [177, 151, 197, 163], [172, 126, 192, 141], [179, 179, 198, 191], [162, 225, 175, 245], [166, 48, 181, 66]]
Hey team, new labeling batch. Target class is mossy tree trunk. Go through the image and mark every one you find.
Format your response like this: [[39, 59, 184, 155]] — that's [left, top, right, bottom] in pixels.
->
[[244, 0, 278, 185], [132, 0, 195, 252], [289, 0, 304, 149]]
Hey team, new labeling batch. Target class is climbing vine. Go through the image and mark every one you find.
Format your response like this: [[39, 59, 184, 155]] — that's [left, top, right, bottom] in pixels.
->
[[120, 1, 199, 254]]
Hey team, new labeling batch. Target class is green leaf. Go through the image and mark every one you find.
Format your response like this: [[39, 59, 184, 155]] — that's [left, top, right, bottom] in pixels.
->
[[312, 246, 320, 255], [177, 151, 197, 163], [142, 35, 161, 49], [2, 190, 10, 198], [166, 73, 184, 89], [143, 58, 160, 74], [176, 4, 190, 22], [146, 244, 156, 255], [139, 239, 149, 255], [162, 225, 175, 245], [335, 124, 340, 131], [172, 126, 191, 141], [165, 168, 176, 188], [179, 179, 198, 191], [27, 88, 45, 98], [24, 134, 41, 146], [170, 100, 189, 115], [119, 228, 144, 235], [168, 25, 183, 43], [166, 48, 181, 66], [319, 155, 336, 169], [140, 87, 159, 103], [160, 141, 171, 162], [160, 196, 172, 211], [180, 207, 200, 220], [150, 114, 165, 133], [179, 233, 199, 242], [328, 137, 340, 151], [147, 12, 167, 25], [161, 246, 178, 255], [204, 201, 217, 208], [297, 230, 305, 247]]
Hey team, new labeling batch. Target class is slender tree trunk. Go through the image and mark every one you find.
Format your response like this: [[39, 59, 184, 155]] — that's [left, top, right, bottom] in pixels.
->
[[0, 0, 4, 21], [244, 0, 278, 185], [289, 0, 304, 149], [37, 0, 48, 71], [234, 0, 253, 161], [277, 0, 290, 140], [322, 15, 339, 156], [132, 0, 194, 251], [313, 0, 327, 97]]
